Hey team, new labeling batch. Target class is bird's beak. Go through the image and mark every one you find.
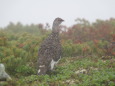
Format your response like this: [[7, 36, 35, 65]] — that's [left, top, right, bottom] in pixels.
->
[[61, 19, 64, 22]]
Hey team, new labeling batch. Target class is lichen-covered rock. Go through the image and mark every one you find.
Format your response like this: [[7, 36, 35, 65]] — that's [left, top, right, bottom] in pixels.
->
[[0, 64, 12, 81]]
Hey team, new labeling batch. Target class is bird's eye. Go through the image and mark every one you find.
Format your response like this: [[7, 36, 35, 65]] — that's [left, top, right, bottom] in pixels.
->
[[58, 19, 64, 21]]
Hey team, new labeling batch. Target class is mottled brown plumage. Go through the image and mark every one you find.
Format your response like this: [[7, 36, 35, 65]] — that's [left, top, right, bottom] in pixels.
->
[[37, 18, 64, 75]]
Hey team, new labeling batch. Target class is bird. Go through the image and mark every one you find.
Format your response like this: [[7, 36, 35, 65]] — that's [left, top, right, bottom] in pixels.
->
[[37, 17, 64, 75]]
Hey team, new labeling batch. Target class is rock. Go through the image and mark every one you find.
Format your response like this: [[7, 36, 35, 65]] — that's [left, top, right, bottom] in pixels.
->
[[0, 64, 12, 81], [66, 79, 75, 84], [90, 67, 98, 70], [75, 69, 87, 74]]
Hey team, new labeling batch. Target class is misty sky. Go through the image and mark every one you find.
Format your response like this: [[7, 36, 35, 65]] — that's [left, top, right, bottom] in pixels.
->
[[0, 0, 115, 27]]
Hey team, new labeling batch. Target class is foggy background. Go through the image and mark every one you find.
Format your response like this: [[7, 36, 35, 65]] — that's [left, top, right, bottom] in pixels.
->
[[0, 0, 115, 27]]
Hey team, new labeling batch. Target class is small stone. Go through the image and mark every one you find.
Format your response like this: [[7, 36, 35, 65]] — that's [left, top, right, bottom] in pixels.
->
[[66, 79, 75, 85], [75, 69, 87, 74]]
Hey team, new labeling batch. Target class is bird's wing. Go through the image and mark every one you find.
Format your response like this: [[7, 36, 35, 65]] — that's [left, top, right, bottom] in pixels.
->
[[38, 33, 62, 64], [38, 44, 53, 66], [52, 43, 62, 61]]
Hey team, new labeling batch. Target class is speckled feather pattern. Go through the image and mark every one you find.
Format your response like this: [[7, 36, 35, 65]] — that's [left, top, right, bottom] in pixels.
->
[[37, 17, 63, 75], [37, 32, 62, 75]]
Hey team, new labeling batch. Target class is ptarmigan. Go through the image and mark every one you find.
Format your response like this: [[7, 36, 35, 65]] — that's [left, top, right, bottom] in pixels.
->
[[37, 17, 64, 75]]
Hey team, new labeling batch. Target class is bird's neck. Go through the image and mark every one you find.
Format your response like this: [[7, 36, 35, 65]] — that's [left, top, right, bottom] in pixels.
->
[[51, 31, 59, 36], [52, 23, 60, 33]]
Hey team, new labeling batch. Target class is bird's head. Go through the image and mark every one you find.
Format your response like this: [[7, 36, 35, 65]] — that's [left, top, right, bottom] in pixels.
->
[[53, 17, 64, 26], [52, 17, 64, 33]]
